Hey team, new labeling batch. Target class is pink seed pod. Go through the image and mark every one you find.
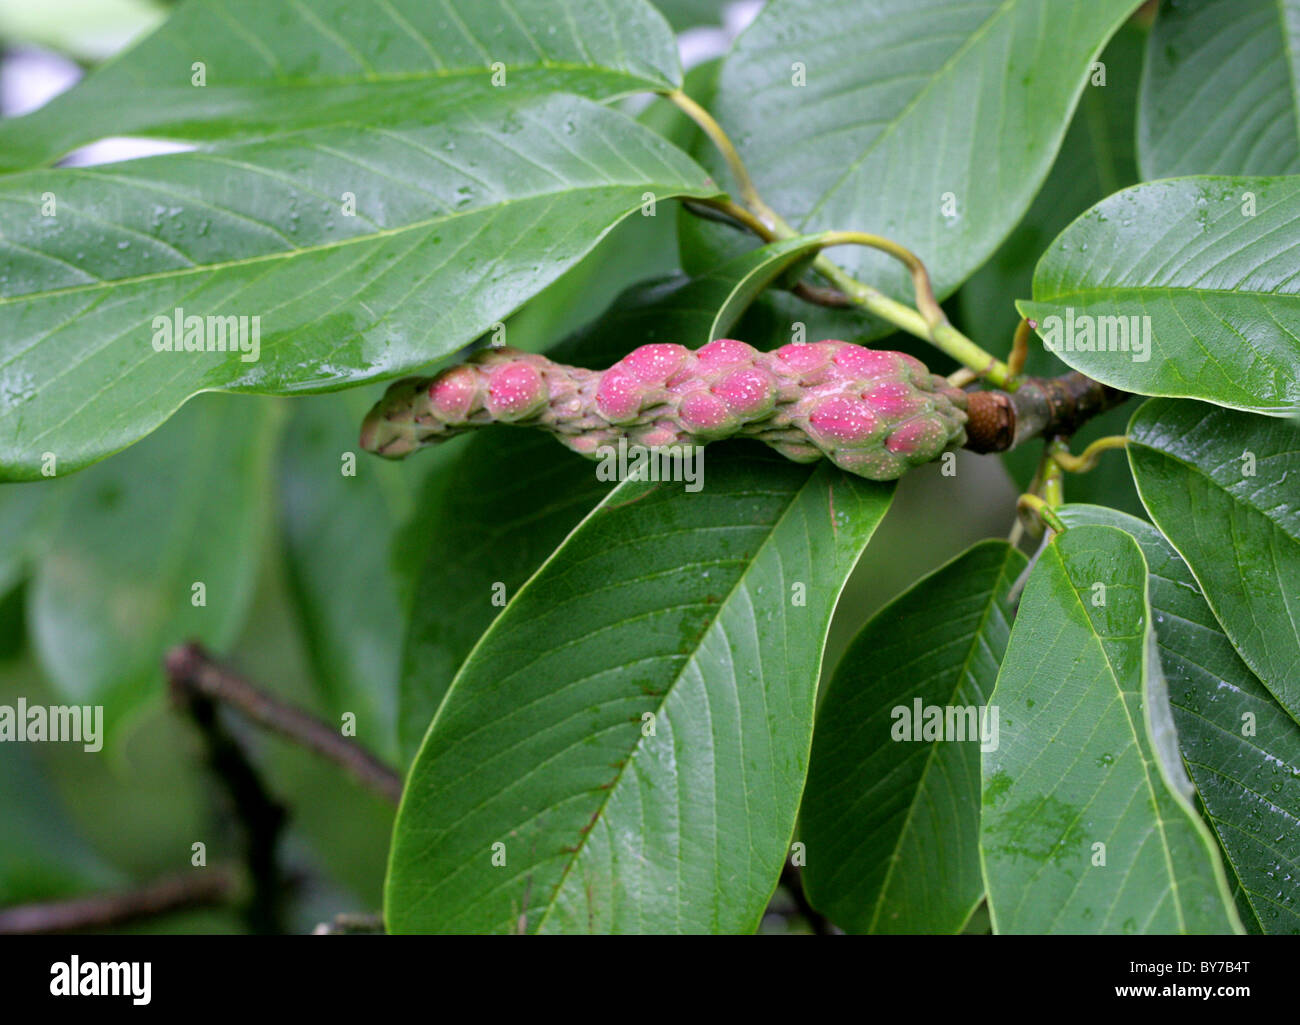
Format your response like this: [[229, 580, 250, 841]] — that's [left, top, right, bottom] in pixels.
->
[[594, 366, 646, 424], [428, 365, 478, 420], [621, 343, 690, 384], [485, 362, 546, 420], [714, 367, 777, 419], [679, 390, 738, 436], [360, 339, 968, 481], [807, 396, 882, 445], [696, 338, 756, 367]]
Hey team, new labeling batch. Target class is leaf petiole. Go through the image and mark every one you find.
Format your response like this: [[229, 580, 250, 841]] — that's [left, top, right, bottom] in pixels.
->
[[665, 89, 1014, 387], [1050, 435, 1129, 473]]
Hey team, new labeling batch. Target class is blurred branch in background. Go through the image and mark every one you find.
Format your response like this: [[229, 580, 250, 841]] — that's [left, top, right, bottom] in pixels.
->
[[165, 643, 403, 805], [164, 643, 406, 933], [168, 654, 290, 935], [0, 866, 234, 934]]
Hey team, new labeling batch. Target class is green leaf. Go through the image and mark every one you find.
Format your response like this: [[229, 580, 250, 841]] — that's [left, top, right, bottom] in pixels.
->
[[394, 234, 837, 758], [957, 24, 1144, 516], [493, 216, 680, 357], [0, 0, 682, 170], [674, 234, 841, 336], [699, 0, 1139, 300], [802, 539, 1025, 934], [648, 0, 727, 30], [394, 430, 612, 761], [0, 739, 119, 905], [0, 91, 720, 480], [666, 55, 905, 359], [981, 524, 1241, 934], [386, 449, 893, 933], [0, 0, 164, 64], [1128, 398, 1300, 720], [1018, 176, 1300, 416], [1060, 503, 1300, 934], [279, 386, 452, 766], [27, 393, 278, 736], [638, 58, 721, 157], [1138, 0, 1300, 178]]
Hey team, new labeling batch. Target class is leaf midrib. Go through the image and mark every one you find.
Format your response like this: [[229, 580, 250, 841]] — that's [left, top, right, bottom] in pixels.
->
[[1029, 284, 1300, 304], [799, 0, 1019, 224], [0, 179, 714, 309], [866, 545, 1018, 933], [39, 63, 663, 95], [532, 472, 817, 933], [1276, 0, 1300, 143], [1055, 537, 1192, 933]]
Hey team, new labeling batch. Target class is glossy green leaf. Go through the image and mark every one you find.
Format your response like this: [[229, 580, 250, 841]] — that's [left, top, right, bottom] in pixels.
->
[[674, 234, 841, 337], [1138, 0, 1300, 178], [1128, 398, 1300, 720], [27, 393, 278, 736], [1060, 504, 1300, 934], [0, 743, 120, 905], [0, 91, 720, 480], [698, 0, 1138, 301], [386, 449, 893, 933], [394, 430, 613, 761], [802, 540, 1025, 934], [982, 524, 1240, 934], [649, 0, 727, 30], [0, 0, 682, 171], [1019, 176, 1300, 416], [495, 216, 680, 357], [394, 234, 841, 758]]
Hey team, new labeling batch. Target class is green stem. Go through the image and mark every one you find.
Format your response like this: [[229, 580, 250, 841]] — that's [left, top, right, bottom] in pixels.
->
[[685, 196, 778, 242], [1007, 318, 1031, 379], [1017, 493, 1066, 534], [816, 230, 946, 328], [812, 242, 1014, 387], [1051, 434, 1128, 473], [664, 90, 780, 227], [1042, 438, 1069, 508], [663, 89, 1014, 387]]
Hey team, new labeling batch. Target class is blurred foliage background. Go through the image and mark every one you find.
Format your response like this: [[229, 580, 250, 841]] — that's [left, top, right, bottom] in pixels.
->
[[0, 0, 1148, 934]]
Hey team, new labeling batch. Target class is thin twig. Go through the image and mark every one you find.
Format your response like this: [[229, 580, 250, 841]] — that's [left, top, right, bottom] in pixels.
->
[[0, 867, 235, 935], [663, 89, 779, 227], [165, 643, 403, 806], [947, 367, 978, 388], [1042, 438, 1067, 507], [169, 662, 289, 934], [1007, 318, 1032, 379], [683, 197, 778, 242], [817, 230, 947, 334], [963, 373, 1130, 455], [1017, 493, 1066, 535], [666, 86, 1017, 386], [1051, 434, 1129, 473], [792, 280, 855, 308]]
